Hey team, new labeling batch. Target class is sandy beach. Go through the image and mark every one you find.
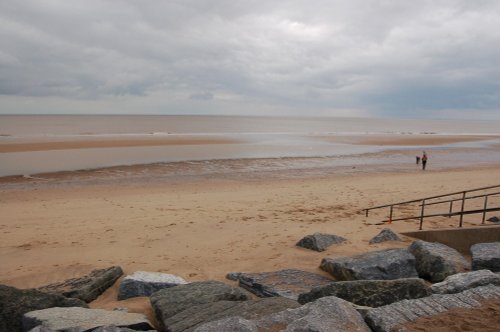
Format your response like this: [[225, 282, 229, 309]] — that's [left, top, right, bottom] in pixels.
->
[[1, 156, 500, 323]]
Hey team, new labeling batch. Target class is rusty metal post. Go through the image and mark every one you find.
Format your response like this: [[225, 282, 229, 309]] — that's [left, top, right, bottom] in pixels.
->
[[482, 195, 489, 224], [459, 191, 466, 227], [448, 201, 453, 218], [389, 205, 394, 223], [366, 209, 369, 217], [419, 200, 426, 230]]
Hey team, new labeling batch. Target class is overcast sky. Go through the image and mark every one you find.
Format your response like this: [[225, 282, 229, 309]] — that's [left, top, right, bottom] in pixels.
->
[[1, 1, 500, 119]]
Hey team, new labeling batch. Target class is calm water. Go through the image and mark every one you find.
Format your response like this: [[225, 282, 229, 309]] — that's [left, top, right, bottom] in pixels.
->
[[1, 115, 500, 177]]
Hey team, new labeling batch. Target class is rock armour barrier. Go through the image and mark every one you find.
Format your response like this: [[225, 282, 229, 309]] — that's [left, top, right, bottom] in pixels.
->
[[364, 285, 500, 332]]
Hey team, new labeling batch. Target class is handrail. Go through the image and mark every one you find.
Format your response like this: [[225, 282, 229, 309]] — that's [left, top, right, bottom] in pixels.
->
[[363, 184, 500, 213], [418, 192, 500, 207], [362, 184, 500, 230]]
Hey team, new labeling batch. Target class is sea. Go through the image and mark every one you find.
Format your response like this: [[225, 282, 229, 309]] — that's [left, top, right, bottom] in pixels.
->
[[1, 115, 500, 178]]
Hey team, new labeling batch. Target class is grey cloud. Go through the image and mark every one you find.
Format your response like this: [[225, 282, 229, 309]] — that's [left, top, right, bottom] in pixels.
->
[[0, 0, 499, 118]]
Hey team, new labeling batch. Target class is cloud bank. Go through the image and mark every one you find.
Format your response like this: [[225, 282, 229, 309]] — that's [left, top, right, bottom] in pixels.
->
[[1, 0, 500, 119]]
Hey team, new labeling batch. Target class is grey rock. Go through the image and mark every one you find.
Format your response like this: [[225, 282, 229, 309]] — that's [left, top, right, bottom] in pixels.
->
[[195, 296, 371, 332], [193, 317, 257, 332], [225, 272, 244, 281], [364, 285, 500, 332], [232, 269, 333, 300], [0, 284, 87, 332], [37, 266, 123, 302], [409, 240, 470, 282], [369, 228, 402, 244], [487, 216, 500, 223], [28, 326, 56, 332], [296, 232, 347, 252], [92, 325, 157, 332], [150, 281, 250, 332], [22, 307, 153, 332], [432, 269, 500, 294], [320, 248, 418, 281], [298, 278, 431, 307], [118, 271, 187, 300], [165, 297, 299, 332], [471, 242, 500, 272]]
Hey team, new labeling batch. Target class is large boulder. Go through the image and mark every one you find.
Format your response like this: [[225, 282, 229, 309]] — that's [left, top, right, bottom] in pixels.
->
[[364, 285, 500, 332], [296, 233, 347, 252], [118, 271, 187, 300], [409, 240, 470, 282], [230, 269, 333, 300], [22, 307, 153, 332], [431, 269, 500, 294], [298, 278, 430, 307], [194, 296, 371, 332], [471, 242, 500, 272], [150, 281, 249, 331], [0, 284, 87, 332], [163, 297, 299, 332], [320, 248, 418, 281], [37, 266, 123, 302], [369, 228, 402, 244]]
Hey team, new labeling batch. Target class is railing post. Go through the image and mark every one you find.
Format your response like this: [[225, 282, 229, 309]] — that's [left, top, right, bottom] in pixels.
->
[[459, 191, 466, 228], [419, 200, 426, 230], [482, 195, 489, 224], [448, 201, 453, 218]]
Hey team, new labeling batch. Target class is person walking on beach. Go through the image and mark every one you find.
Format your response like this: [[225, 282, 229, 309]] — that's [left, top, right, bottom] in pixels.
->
[[421, 152, 428, 170], [416, 156, 420, 165]]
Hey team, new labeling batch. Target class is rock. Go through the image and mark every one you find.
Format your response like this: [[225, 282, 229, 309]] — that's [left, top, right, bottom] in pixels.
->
[[92, 326, 157, 332], [118, 271, 187, 300], [231, 269, 333, 300], [37, 266, 123, 302], [150, 281, 250, 331], [193, 317, 257, 332], [431, 269, 500, 294], [471, 242, 500, 272], [0, 284, 87, 332], [22, 307, 153, 332], [296, 232, 347, 252], [164, 297, 299, 332], [298, 278, 430, 307], [364, 285, 500, 332], [320, 248, 418, 281], [487, 216, 500, 223], [225, 272, 244, 281], [195, 296, 371, 332], [409, 240, 470, 282], [369, 228, 402, 244]]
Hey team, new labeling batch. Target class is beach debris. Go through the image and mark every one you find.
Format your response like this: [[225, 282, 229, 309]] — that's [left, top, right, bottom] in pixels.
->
[[296, 232, 347, 252], [22, 307, 154, 332], [320, 248, 418, 281], [298, 278, 430, 307], [487, 216, 500, 223], [431, 270, 500, 294], [369, 228, 402, 244], [408, 240, 470, 282], [471, 242, 500, 272], [364, 285, 500, 332], [194, 296, 371, 332], [118, 271, 187, 300], [225, 272, 244, 281], [37, 266, 123, 303], [0, 284, 87, 332], [150, 281, 297, 332], [230, 269, 333, 300]]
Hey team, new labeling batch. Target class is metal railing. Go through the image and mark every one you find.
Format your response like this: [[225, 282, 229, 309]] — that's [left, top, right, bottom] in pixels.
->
[[363, 184, 500, 230]]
